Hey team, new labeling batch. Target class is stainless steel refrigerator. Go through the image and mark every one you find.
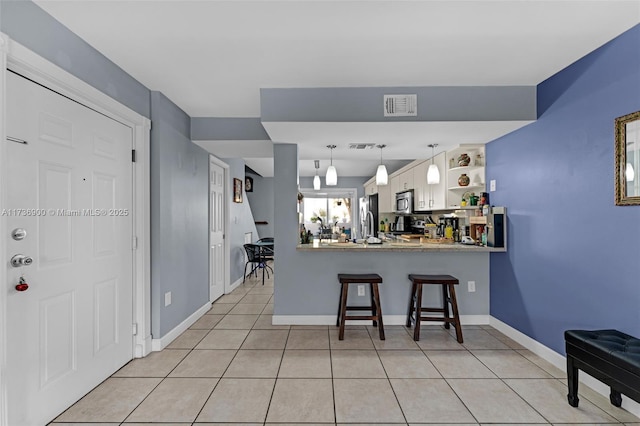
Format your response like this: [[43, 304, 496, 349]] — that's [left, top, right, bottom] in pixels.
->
[[359, 194, 379, 239]]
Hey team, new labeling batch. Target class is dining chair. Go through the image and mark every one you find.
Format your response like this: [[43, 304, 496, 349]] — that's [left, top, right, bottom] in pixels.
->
[[243, 243, 273, 284]]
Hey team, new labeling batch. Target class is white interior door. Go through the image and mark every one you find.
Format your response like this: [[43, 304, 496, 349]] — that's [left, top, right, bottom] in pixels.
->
[[5, 72, 134, 426], [209, 159, 225, 301]]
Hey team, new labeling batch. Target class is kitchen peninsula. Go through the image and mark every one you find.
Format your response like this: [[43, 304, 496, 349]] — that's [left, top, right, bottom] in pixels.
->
[[297, 240, 505, 252]]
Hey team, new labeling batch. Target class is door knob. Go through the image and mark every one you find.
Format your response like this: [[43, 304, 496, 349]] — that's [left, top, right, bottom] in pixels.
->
[[11, 254, 33, 267]]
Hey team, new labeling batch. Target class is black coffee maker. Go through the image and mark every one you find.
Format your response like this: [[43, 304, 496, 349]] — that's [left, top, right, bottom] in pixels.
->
[[394, 216, 407, 232]]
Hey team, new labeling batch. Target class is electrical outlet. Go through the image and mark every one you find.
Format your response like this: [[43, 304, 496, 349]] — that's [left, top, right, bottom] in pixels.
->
[[468, 281, 476, 292], [357, 285, 365, 296], [164, 291, 172, 306], [490, 180, 496, 192]]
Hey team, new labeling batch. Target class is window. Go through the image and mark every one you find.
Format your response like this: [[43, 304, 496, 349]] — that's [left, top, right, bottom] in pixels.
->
[[300, 189, 357, 236]]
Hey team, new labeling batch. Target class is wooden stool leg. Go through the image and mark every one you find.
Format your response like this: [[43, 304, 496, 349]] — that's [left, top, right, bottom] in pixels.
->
[[339, 282, 349, 340], [336, 282, 343, 327], [413, 283, 423, 341], [448, 284, 463, 343], [371, 283, 385, 340], [567, 356, 580, 407], [369, 283, 378, 327], [442, 284, 451, 329], [406, 280, 416, 327]]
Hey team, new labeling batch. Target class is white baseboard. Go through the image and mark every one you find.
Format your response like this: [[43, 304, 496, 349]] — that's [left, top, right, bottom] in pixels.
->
[[151, 302, 211, 352], [134, 336, 152, 358], [226, 277, 243, 294], [272, 314, 489, 326], [489, 316, 640, 418]]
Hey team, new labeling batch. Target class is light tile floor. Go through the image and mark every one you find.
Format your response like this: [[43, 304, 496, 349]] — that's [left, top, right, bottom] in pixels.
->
[[52, 273, 640, 426]]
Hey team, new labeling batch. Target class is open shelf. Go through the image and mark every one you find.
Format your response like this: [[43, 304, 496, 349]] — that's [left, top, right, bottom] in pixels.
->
[[448, 184, 485, 191]]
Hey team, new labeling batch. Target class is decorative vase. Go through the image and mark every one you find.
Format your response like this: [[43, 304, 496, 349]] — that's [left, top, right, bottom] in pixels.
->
[[457, 153, 471, 167], [458, 174, 470, 187]]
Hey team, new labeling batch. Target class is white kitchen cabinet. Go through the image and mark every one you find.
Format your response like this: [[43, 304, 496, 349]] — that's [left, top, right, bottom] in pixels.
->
[[390, 174, 401, 198], [430, 152, 447, 210], [414, 153, 447, 210], [378, 181, 393, 213], [364, 179, 378, 196], [412, 160, 429, 210], [446, 145, 485, 208], [397, 169, 414, 192]]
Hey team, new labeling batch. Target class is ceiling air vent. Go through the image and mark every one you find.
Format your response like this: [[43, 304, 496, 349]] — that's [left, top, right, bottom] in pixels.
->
[[348, 143, 376, 150], [384, 94, 417, 117]]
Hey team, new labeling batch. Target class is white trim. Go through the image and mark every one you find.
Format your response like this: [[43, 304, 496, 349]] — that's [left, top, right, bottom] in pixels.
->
[[151, 302, 211, 352], [490, 316, 640, 418], [0, 32, 10, 426], [272, 314, 490, 326], [208, 155, 231, 299], [0, 33, 152, 425]]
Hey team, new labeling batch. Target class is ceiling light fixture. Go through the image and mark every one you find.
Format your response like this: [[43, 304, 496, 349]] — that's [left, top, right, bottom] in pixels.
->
[[313, 160, 321, 190], [427, 143, 440, 184], [376, 144, 388, 185], [326, 145, 337, 186]]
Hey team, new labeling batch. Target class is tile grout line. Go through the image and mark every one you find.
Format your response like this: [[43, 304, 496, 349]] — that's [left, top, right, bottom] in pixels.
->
[[261, 322, 292, 424], [371, 326, 410, 426]]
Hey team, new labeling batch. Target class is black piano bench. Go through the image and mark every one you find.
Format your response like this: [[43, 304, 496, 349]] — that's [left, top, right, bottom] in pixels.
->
[[565, 329, 640, 408]]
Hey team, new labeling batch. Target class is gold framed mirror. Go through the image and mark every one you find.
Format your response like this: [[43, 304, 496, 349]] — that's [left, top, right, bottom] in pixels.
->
[[615, 110, 640, 205]]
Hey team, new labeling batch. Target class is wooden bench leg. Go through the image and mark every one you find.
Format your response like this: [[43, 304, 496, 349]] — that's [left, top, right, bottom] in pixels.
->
[[413, 283, 423, 341], [567, 356, 580, 407], [406, 280, 416, 327], [610, 389, 622, 407], [339, 282, 349, 340], [336, 282, 343, 327], [448, 284, 463, 343], [369, 283, 377, 328], [372, 283, 385, 340], [442, 284, 451, 329]]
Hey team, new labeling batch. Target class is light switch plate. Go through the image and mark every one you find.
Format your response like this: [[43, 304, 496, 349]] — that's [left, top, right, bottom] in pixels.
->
[[165, 291, 172, 306], [490, 180, 496, 192], [357, 285, 365, 296], [468, 281, 476, 292]]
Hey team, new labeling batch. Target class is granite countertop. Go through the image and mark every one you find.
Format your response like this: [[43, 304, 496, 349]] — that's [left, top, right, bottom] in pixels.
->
[[296, 240, 506, 252]]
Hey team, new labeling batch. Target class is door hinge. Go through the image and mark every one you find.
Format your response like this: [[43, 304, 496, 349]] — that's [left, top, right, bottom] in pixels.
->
[[132, 323, 138, 336], [132, 236, 138, 250], [132, 149, 137, 163]]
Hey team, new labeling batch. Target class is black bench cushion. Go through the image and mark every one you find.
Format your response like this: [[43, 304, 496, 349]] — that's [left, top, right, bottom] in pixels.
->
[[565, 329, 640, 376]]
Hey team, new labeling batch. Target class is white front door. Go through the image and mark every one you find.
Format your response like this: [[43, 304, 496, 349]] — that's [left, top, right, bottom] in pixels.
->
[[209, 159, 225, 301], [5, 72, 134, 426]]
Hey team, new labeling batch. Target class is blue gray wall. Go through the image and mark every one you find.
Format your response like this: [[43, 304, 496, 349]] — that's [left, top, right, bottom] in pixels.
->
[[150, 92, 210, 337], [223, 159, 260, 283], [261, 86, 536, 122], [488, 24, 640, 354], [246, 174, 275, 239]]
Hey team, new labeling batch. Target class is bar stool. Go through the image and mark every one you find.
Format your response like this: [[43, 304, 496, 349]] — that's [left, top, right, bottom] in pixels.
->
[[336, 274, 385, 340], [406, 274, 463, 343]]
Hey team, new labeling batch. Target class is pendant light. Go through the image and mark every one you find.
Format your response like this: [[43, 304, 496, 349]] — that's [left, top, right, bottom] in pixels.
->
[[313, 160, 321, 190], [326, 145, 337, 186], [427, 143, 440, 184], [375, 144, 388, 185]]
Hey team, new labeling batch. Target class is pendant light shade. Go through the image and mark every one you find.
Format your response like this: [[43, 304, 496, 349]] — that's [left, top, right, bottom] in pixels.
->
[[626, 162, 635, 182], [427, 144, 440, 184], [313, 160, 321, 190], [326, 145, 337, 186], [375, 144, 388, 185]]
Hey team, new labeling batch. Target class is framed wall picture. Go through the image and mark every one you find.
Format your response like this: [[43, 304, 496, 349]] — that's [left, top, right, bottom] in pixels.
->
[[233, 178, 243, 203], [245, 176, 253, 192]]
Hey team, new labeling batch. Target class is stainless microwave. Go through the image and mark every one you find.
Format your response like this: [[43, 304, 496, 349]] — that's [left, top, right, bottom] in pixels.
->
[[395, 190, 414, 215]]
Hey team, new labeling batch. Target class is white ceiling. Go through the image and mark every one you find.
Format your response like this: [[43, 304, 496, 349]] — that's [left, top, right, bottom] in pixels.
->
[[35, 0, 640, 176]]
